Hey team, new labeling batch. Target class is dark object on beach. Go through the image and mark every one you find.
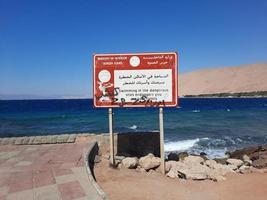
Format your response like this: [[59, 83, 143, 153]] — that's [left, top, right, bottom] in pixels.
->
[[167, 152, 189, 161], [168, 152, 180, 161], [200, 152, 207, 156], [199, 152, 208, 160]]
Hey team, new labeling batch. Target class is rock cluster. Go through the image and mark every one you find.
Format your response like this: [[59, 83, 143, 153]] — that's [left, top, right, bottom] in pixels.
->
[[114, 153, 161, 171], [112, 151, 266, 182], [229, 145, 267, 169], [166, 154, 265, 181]]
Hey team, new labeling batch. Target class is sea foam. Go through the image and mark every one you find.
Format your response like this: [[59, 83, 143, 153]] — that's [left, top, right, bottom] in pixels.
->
[[165, 138, 201, 152], [165, 137, 229, 159], [129, 125, 137, 130]]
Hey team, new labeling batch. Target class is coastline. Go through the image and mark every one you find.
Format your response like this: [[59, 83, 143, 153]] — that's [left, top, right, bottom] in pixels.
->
[[1, 132, 267, 200], [180, 91, 267, 98], [1, 133, 266, 166], [94, 142, 267, 200], [95, 158, 267, 200]]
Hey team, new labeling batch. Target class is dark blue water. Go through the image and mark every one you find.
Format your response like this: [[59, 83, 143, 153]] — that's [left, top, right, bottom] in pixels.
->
[[1, 98, 267, 158]]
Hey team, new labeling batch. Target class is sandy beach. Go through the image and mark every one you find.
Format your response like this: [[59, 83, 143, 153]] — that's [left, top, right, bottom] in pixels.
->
[[95, 157, 267, 200]]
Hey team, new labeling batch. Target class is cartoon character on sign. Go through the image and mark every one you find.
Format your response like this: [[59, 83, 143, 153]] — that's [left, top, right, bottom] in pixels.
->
[[97, 81, 113, 102], [97, 70, 113, 102]]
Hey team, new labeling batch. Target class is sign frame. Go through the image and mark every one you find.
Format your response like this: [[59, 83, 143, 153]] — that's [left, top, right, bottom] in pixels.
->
[[93, 52, 178, 108]]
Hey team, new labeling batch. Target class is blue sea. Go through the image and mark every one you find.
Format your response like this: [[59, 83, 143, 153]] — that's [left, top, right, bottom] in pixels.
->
[[1, 98, 267, 158]]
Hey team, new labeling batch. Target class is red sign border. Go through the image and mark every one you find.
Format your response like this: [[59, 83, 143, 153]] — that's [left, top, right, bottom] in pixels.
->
[[93, 52, 178, 108]]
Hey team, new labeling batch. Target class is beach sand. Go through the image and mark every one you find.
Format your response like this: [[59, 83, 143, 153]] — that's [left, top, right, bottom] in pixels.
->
[[95, 158, 267, 200]]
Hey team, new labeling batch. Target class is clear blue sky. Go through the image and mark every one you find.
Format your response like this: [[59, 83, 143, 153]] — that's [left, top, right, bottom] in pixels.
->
[[0, 0, 267, 99]]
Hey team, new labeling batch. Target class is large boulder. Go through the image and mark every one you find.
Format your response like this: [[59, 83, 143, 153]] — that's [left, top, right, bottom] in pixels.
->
[[122, 157, 138, 169], [252, 157, 267, 169], [178, 163, 211, 180], [166, 168, 179, 178], [205, 159, 217, 168], [138, 153, 161, 170], [242, 154, 252, 166], [136, 166, 147, 173], [165, 161, 187, 177], [208, 169, 226, 181], [165, 161, 178, 173], [239, 165, 251, 174], [250, 152, 260, 161], [213, 157, 228, 165], [252, 150, 267, 168], [178, 152, 189, 161], [226, 158, 244, 168], [183, 156, 204, 165], [212, 163, 235, 175], [227, 164, 238, 171], [229, 145, 262, 159], [115, 155, 126, 161]]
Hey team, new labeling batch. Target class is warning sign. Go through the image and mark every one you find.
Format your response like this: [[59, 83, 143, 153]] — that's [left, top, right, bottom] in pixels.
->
[[93, 52, 178, 107]]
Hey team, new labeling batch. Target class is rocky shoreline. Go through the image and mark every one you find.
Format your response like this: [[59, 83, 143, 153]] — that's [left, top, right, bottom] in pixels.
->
[[105, 144, 267, 182]]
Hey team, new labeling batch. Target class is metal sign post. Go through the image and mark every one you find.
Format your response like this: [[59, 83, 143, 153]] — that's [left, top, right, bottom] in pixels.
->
[[159, 107, 165, 174], [108, 108, 115, 165], [93, 52, 178, 174]]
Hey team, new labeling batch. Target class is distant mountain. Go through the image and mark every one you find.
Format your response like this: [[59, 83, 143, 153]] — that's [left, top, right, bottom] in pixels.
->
[[2, 63, 266, 100], [0, 94, 51, 100], [179, 63, 267, 96]]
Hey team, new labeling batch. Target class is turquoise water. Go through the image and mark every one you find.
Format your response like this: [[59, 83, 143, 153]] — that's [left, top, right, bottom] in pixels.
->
[[1, 98, 267, 158]]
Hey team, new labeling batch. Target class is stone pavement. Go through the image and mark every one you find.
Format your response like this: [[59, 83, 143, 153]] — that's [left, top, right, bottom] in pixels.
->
[[0, 142, 102, 200]]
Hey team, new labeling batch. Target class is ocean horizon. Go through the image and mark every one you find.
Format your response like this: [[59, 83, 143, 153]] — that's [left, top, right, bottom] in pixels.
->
[[1, 98, 267, 158]]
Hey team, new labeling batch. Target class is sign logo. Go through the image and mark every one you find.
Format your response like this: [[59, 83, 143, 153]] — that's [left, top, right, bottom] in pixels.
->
[[93, 52, 178, 107]]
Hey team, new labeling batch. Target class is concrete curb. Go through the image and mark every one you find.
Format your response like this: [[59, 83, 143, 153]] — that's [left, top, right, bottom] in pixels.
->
[[0, 133, 106, 145], [84, 141, 109, 200]]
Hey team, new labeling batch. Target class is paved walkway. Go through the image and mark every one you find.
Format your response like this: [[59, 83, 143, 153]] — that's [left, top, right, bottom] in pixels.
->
[[0, 142, 102, 200]]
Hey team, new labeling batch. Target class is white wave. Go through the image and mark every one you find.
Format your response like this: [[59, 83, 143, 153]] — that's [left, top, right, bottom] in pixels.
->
[[164, 137, 230, 159], [129, 125, 137, 130], [192, 110, 200, 113], [165, 138, 201, 152], [191, 148, 227, 159]]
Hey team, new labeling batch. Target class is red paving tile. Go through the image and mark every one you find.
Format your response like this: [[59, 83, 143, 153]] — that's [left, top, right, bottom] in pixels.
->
[[0, 159, 17, 168], [58, 181, 86, 200], [0, 196, 7, 200], [0, 146, 23, 152], [8, 171, 33, 193], [53, 168, 73, 176], [60, 162, 77, 169], [0, 173, 11, 188], [0, 143, 98, 199], [33, 169, 56, 188], [0, 159, 8, 165]]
